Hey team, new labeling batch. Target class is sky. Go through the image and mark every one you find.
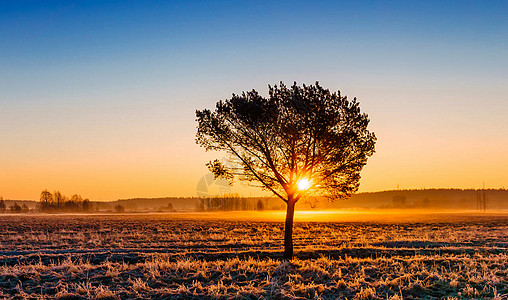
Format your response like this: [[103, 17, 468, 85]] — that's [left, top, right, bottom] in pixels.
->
[[1, 1, 507, 200]]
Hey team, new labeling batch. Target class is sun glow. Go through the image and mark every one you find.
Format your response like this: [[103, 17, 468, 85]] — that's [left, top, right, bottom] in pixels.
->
[[297, 178, 312, 191]]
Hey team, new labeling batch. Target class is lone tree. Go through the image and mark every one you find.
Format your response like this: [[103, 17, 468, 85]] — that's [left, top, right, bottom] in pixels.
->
[[196, 82, 376, 260]]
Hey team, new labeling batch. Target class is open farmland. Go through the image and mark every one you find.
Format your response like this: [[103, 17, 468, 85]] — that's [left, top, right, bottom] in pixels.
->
[[0, 212, 507, 299]]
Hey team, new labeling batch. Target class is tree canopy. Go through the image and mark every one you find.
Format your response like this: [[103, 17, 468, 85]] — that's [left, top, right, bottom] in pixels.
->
[[196, 82, 376, 202]]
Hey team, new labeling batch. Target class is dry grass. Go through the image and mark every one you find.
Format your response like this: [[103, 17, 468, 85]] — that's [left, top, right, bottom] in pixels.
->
[[0, 212, 507, 299]]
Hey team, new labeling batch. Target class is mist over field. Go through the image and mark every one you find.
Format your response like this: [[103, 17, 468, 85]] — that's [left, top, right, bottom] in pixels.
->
[[3, 189, 508, 213]]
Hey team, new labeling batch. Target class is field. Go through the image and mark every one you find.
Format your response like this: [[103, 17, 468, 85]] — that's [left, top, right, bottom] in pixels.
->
[[0, 211, 507, 299]]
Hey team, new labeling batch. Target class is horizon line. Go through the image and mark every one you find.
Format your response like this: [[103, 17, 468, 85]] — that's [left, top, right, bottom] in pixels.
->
[[2, 187, 507, 202]]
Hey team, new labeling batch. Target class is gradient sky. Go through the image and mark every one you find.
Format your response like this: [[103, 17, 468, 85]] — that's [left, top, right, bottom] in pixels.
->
[[1, 1, 507, 200]]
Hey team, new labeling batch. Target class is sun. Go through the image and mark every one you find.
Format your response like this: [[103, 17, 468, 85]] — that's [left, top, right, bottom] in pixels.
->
[[297, 178, 312, 191]]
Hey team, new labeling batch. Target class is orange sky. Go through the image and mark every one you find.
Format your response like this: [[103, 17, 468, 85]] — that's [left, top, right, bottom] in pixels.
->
[[1, 87, 507, 201], [2, 2, 507, 200]]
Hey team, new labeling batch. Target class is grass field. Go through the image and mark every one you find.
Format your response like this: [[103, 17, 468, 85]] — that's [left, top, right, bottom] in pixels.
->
[[0, 211, 507, 299]]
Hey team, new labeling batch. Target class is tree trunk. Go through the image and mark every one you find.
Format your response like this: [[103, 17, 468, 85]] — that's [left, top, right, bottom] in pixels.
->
[[283, 197, 296, 260]]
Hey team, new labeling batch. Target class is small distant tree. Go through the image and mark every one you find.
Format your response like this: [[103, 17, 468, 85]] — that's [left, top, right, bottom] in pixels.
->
[[54, 191, 65, 209], [0, 197, 5, 213], [392, 195, 407, 208], [64, 194, 82, 212], [21, 204, 29, 213], [196, 82, 376, 260], [167, 202, 174, 212], [82, 199, 91, 212], [10, 203, 22, 213], [71, 194, 83, 203], [114, 204, 125, 213], [40, 190, 54, 212], [256, 199, 264, 211]]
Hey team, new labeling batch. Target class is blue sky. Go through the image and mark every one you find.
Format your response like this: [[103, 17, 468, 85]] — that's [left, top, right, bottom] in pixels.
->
[[1, 1, 507, 199]]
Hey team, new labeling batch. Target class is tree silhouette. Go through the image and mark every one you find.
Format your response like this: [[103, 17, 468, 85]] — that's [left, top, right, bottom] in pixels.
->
[[10, 202, 22, 213], [40, 190, 53, 212], [54, 191, 65, 209], [38, 190, 91, 212], [0, 197, 5, 213], [82, 199, 91, 212], [114, 204, 125, 213], [196, 82, 376, 260]]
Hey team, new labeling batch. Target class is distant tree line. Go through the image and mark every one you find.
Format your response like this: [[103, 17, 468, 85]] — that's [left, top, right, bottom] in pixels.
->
[[391, 195, 430, 209], [0, 197, 30, 213], [38, 190, 92, 212], [377, 188, 508, 192], [195, 195, 274, 212]]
